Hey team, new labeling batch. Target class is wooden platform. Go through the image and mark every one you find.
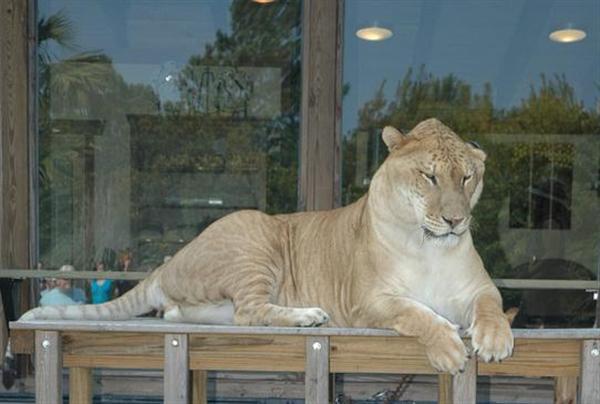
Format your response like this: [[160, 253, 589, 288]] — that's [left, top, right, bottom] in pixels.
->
[[9, 319, 600, 404]]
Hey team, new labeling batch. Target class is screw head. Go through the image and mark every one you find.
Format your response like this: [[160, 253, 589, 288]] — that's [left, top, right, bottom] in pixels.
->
[[171, 339, 179, 347], [41, 340, 50, 349], [591, 348, 599, 357], [312, 342, 322, 350]]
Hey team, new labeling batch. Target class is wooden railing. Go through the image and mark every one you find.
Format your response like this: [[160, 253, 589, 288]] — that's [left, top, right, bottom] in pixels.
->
[[2, 268, 599, 290], [9, 319, 600, 404]]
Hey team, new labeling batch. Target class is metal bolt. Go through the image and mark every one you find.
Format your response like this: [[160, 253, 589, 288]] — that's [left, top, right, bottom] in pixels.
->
[[312, 342, 322, 350], [591, 348, 599, 357], [171, 339, 179, 347], [41, 339, 50, 349]]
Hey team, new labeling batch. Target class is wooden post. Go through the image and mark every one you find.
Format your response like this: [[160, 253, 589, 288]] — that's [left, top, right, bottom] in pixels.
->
[[35, 331, 62, 404], [580, 340, 599, 403], [438, 374, 452, 404], [305, 336, 329, 403], [164, 334, 190, 404], [192, 370, 208, 404], [554, 376, 577, 404], [69, 367, 93, 404], [452, 356, 477, 404], [0, 290, 6, 364], [299, 0, 343, 211]]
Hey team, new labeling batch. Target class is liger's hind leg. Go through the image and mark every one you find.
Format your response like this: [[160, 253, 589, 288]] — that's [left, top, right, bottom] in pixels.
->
[[231, 266, 329, 327], [163, 302, 235, 325]]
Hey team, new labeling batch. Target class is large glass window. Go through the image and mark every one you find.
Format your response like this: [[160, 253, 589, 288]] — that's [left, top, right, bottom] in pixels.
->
[[38, 0, 302, 273], [342, 0, 599, 328], [34, 0, 302, 402]]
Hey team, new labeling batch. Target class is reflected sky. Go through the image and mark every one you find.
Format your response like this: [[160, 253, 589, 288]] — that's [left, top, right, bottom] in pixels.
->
[[39, 0, 599, 135], [343, 0, 600, 134], [39, 0, 234, 102]]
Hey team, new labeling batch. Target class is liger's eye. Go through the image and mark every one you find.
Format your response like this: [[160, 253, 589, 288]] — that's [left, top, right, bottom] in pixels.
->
[[462, 174, 472, 186], [420, 171, 437, 185]]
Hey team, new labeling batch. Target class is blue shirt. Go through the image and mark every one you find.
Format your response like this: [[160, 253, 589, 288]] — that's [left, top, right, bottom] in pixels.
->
[[40, 289, 79, 306], [91, 279, 114, 304]]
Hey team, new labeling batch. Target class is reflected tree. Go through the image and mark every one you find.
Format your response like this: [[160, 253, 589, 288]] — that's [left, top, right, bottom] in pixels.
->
[[344, 67, 600, 324]]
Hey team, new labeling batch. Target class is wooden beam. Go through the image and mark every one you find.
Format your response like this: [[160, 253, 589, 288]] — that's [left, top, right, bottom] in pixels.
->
[[330, 336, 435, 374], [189, 334, 305, 372], [554, 375, 577, 404], [453, 357, 477, 403], [0, 0, 31, 295], [12, 319, 600, 339], [479, 338, 580, 377], [579, 340, 599, 403], [299, 0, 342, 211], [62, 331, 163, 369], [493, 279, 599, 290], [0, 291, 6, 363], [69, 367, 93, 404], [0, 269, 148, 280], [164, 334, 190, 404], [438, 374, 452, 404], [305, 336, 329, 403], [192, 370, 208, 404], [35, 331, 62, 404]]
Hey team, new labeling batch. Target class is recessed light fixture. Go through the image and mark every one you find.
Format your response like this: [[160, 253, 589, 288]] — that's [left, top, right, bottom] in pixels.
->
[[549, 28, 586, 43], [252, 0, 276, 4], [356, 26, 393, 41]]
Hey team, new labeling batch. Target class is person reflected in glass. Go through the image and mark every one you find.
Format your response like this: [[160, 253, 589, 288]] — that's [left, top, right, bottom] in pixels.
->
[[90, 261, 114, 304], [40, 265, 86, 306], [115, 250, 135, 297]]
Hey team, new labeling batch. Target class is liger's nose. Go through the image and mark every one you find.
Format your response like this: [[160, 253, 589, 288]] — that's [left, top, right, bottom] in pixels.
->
[[442, 216, 464, 228]]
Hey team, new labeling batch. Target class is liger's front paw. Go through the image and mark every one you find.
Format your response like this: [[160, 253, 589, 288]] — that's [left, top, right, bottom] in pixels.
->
[[468, 316, 514, 362], [293, 307, 330, 327], [424, 320, 469, 374]]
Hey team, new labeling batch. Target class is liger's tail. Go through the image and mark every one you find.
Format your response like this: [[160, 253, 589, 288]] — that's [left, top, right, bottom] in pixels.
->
[[19, 274, 161, 321]]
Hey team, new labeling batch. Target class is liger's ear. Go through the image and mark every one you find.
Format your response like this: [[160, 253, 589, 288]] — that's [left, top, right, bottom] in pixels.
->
[[467, 140, 487, 162], [382, 126, 406, 152]]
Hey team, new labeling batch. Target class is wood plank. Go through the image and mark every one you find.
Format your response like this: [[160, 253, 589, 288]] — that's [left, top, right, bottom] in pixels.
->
[[479, 339, 580, 377], [0, 290, 6, 363], [438, 374, 452, 404], [305, 336, 329, 403], [0, 269, 148, 280], [554, 376, 577, 404], [11, 319, 600, 339], [299, 0, 340, 211], [9, 328, 33, 353], [192, 370, 208, 404], [453, 356, 477, 404], [3, 272, 598, 290], [579, 340, 599, 403], [27, 0, 38, 271], [494, 279, 599, 290], [62, 331, 163, 369], [35, 331, 62, 404], [189, 334, 305, 372], [69, 367, 92, 404], [164, 334, 189, 403], [0, 0, 31, 299], [330, 336, 434, 374], [332, 0, 344, 208]]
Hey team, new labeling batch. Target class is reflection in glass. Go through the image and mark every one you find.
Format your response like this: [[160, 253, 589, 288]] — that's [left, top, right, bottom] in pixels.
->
[[342, 0, 599, 328], [38, 0, 302, 272]]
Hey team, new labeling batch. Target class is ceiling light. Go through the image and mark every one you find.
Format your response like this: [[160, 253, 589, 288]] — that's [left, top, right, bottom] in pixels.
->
[[252, 0, 276, 4], [549, 28, 586, 43], [356, 26, 393, 41]]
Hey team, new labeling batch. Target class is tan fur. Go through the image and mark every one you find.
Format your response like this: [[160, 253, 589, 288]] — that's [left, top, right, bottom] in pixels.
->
[[21, 118, 513, 374]]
